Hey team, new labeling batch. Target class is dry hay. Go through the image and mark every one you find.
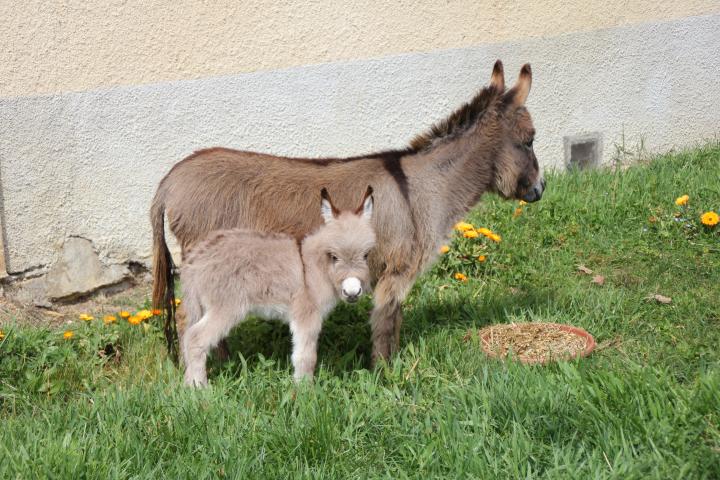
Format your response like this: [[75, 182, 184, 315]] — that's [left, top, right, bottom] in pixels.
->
[[479, 322, 594, 364]]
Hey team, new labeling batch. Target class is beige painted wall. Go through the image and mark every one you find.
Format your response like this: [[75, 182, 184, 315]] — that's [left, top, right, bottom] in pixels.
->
[[3, 0, 719, 97]]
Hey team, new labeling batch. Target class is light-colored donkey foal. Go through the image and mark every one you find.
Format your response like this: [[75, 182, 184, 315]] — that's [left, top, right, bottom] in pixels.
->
[[180, 187, 376, 386]]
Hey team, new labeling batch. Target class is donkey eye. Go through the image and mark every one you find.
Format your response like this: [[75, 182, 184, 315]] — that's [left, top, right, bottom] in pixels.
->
[[328, 253, 338, 264], [525, 139, 534, 148], [363, 252, 369, 261]]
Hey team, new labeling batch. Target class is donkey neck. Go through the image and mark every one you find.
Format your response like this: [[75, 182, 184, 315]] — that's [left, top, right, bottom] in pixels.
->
[[406, 127, 499, 235]]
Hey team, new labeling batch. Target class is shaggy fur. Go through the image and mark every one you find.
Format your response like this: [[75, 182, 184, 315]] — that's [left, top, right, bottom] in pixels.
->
[[151, 60, 544, 364]]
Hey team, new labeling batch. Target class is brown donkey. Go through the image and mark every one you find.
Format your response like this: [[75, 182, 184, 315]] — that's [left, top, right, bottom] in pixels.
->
[[181, 188, 375, 386], [152, 60, 544, 363]]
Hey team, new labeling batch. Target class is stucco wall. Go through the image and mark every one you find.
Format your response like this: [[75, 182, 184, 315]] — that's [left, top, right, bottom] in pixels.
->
[[2, 1, 718, 97], [1, 8, 719, 303]]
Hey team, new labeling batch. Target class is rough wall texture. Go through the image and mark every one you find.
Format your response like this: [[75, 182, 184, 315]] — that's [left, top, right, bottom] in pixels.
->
[[2, 1, 718, 97], [1, 13, 719, 303]]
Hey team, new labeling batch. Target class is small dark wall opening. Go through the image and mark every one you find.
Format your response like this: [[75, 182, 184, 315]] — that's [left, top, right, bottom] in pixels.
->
[[564, 133, 602, 170]]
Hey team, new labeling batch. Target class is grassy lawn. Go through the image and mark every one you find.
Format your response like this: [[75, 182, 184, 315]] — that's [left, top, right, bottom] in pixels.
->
[[1, 144, 719, 479]]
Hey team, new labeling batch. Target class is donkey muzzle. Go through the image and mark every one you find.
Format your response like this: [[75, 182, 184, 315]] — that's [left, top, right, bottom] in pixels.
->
[[341, 277, 362, 303], [522, 178, 545, 203]]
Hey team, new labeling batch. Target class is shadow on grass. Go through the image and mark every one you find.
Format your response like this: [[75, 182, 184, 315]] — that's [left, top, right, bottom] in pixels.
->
[[208, 285, 558, 380]]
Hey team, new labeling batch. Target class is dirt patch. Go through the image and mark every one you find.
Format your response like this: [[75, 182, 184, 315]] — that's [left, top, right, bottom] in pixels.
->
[[0, 281, 153, 329]]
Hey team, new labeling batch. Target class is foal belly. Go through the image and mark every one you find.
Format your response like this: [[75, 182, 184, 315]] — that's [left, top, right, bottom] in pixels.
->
[[247, 304, 291, 324]]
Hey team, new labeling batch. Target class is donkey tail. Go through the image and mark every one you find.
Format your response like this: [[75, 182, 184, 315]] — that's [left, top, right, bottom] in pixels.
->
[[150, 189, 178, 363]]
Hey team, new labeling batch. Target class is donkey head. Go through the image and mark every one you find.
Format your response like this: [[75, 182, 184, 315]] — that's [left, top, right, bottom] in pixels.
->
[[318, 186, 376, 303], [489, 60, 545, 203]]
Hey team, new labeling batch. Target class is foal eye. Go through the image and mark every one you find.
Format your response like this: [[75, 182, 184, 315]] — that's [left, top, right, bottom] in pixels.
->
[[525, 139, 534, 148], [363, 253, 369, 261], [328, 253, 338, 264]]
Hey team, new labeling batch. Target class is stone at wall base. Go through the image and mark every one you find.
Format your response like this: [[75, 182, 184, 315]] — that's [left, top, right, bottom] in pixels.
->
[[2, 236, 137, 307]]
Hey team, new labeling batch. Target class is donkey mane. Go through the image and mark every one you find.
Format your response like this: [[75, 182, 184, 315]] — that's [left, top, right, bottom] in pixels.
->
[[409, 84, 503, 152]]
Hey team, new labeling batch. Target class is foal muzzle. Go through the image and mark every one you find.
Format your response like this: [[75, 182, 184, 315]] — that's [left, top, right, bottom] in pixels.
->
[[341, 277, 363, 303]]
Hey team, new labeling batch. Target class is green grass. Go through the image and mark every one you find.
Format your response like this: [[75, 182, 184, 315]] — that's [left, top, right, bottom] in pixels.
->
[[2, 144, 719, 479]]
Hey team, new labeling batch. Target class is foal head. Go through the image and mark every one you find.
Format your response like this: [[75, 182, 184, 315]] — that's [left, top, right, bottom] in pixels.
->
[[314, 186, 376, 303], [487, 61, 545, 203]]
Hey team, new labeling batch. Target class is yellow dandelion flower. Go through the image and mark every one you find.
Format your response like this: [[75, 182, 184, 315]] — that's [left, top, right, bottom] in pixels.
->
[[119, 311, 131, 319], [454, 221, 475, 232], [519, 200, 528, 206], [463, 230, 479, 239], [513, 207, 523, 218], [128, 315, 142, 325], [103, 315, 117, 324], [477, 255, 487, 262], [488, 233, 502, 243], [454, 272, 468, 282], [79, 313, 94, 322], [174, 298, 182, 306], [674, 195, 689, 206], [152, 308, 163, 316], [439, 245, 450, 254], [136, 309, 153, 320], [0, 330, 5, 340], [63, 330, 74, 340], [701, 211, 719, 227], [476, 227, 493, 237]]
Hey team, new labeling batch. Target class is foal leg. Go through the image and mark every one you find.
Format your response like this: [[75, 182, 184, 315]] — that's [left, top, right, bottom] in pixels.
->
[[182, 309, 238, 387], [369, 268, 415, 365], [178, 302, 231, 363], [289, 312, 323, 382]]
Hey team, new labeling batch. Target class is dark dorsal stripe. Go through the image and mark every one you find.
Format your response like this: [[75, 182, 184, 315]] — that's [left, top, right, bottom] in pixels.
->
[[291, 149, 413, 204]]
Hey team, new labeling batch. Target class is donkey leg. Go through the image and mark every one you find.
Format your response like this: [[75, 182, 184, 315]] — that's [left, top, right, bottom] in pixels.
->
[[289, 313, 323, 382], [216, 340, 231, 361], [370, 270, 414, 365], [182, 310, 235, 387]]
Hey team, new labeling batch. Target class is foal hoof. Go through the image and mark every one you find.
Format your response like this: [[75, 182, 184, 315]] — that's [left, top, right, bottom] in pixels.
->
[[184, 376, 208, 388], [293, 373, 315, 384]]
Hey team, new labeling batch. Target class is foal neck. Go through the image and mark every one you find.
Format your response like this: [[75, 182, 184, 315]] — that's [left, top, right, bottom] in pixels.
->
[[298, 231, 335, 305]]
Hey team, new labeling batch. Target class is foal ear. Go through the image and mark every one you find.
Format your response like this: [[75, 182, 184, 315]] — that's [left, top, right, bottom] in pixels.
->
[[489, 59, 505, 91], [320, 188, 339, 223], [355, 186, 374, 220]]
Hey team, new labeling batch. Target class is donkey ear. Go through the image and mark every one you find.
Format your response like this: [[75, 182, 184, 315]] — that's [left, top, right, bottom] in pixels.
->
[[513, 63, 532, 105], [355, 186, 374, 220], [489, 59, 505, 91], [320, 188, 338, 224]]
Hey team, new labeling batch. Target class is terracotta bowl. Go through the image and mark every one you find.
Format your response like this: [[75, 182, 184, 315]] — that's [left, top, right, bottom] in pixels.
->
[[479, 322, 596, 365]]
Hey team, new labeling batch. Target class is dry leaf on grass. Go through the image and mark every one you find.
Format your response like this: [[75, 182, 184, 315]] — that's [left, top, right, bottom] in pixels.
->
[[577, 265, 594, 275], [591, 275, 605, 286], [646, 293, 672, 304]]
